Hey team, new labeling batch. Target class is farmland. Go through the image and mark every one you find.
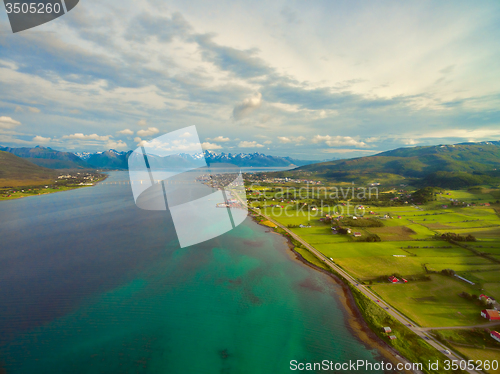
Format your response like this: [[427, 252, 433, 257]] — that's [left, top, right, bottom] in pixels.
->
[[247, 183, 500, 330]]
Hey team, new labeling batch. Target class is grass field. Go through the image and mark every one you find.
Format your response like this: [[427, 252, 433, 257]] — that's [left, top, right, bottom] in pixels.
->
[[447, 347, 500, 374], [351, 286, 462, 374], [372, 274, 485, 327], [432, 329, 500, 349], [255, 185, 500, 330], [0, 185, 87, 201], [294, 247, 330, 271]]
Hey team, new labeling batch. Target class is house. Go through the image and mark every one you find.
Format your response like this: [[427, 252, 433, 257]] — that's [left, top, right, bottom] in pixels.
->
[[491, 331, 500, 343], [383, 327, 392, 333], [389, 335, 397, 340], [402, 278, 408, 283], [346, 228, 352, 234], [388, 276, 399, 283], [479, 294, 493, 303], [353, 232, 362, 237], [480, 309, 500, 321]]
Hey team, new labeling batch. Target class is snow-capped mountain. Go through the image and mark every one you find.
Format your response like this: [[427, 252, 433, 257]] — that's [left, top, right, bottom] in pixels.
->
[[74, 149, 318, 169]]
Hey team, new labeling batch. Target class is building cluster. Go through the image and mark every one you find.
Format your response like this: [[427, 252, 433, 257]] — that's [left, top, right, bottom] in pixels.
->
[[244, 175, 323, 185], [388, 276, 408, 284]]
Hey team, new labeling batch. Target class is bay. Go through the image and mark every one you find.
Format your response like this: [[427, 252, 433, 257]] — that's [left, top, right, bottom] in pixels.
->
[[0, 171, 382, 373]]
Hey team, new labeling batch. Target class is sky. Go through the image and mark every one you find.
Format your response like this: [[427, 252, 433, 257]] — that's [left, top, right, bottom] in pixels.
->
[[0, 0, 500, 159]]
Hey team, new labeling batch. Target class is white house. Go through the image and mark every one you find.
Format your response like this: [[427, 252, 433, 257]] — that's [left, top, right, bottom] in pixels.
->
[[491, 331, 500, 343]]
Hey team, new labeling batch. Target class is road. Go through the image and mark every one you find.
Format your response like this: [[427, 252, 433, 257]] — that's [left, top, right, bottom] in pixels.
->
[[250, 207, 484, 374]]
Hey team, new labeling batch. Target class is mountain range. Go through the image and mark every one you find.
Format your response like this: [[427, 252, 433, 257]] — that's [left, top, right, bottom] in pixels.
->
[[3, 141, 500, 188], [0, 146, 319, 169]]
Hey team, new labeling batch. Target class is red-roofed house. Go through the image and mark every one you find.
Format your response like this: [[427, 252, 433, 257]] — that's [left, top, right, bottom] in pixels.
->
[[491, 331, 500, 343], [479, 294, 493, 303], [388, 276, 398, 283], [481, 310, 500, 321]]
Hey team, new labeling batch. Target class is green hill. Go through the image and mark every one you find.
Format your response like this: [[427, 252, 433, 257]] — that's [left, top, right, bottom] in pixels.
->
[[0, 145, 90, 169], [282, 142, 500, 187], [0, 151, 57, 187]]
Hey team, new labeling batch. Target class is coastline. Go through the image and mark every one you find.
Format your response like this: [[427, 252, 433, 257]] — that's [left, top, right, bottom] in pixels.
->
[[253, 216, 414, 373], [0, 174, 109, 202]]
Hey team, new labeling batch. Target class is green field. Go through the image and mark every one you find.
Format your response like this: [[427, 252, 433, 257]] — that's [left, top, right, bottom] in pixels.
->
[[372, 274, 484, 327], [254, 185, 500, 329]]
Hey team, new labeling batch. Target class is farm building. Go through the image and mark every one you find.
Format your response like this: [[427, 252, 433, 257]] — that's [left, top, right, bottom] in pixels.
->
[[383, 327, 392, 333], [389, 335, 397, 340], [491, 331, 500, 343], [479, 294, 493, 303], [480, 309, 500, 321], [388, 276, 399, 283], [353, 232, 362, 237]]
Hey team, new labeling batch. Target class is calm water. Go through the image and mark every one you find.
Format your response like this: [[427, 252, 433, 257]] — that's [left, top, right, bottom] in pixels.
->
[[0, 172, 381, 373]]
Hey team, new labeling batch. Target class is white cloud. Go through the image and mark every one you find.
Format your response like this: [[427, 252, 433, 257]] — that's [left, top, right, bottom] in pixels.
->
[[118, 129, 134, 135], [0, 116, 21, 129], [404, 139, 417, 145], [211, 136, 230, 142], [416, 128, 500, 140], [107, 140, 128, 149], [278, 136, 306, 144], [201, 142, 222, 150], [277, 137, 292, 143], [264, 140, 272, 144], [233, 93, 262, 120], [312, 135, 366, 147], [62, 133, 111, 141], [134, 137, 142, 144], [33, 135, 51, 142], [138, 119, 147, 126], [238, 140, 264, 148], [180, 132, 192, 138], [14, 106, 40, 113], [322, 149, 378, 154], [137, 127, 160, 137], [140, 138, 201, 153]]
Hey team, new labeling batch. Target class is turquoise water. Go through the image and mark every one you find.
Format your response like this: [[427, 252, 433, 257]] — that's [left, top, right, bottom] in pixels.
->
[[0, 172, 382, 373]]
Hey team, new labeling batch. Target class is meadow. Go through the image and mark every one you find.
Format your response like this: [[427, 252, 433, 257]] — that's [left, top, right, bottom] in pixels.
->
[[371, 274, 484, 327], [254, 185, 500, 329]]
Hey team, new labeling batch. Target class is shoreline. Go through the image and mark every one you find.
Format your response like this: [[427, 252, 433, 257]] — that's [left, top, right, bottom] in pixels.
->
[[253, 216, 413, 373], [0, 174, 109, 202]]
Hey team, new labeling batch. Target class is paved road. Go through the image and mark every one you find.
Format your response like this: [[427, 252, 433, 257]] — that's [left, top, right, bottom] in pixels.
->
[[251, 208, 483, 374]]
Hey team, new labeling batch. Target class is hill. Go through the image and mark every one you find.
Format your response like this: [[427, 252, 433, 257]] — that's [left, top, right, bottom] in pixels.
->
[[0, 146, 90, 169], [0, 151, 57, 187], [282, 142, 500, 187]]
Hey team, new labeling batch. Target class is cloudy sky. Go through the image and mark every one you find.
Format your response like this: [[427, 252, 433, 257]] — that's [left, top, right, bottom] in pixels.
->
[[1, 0, 499, 159]]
